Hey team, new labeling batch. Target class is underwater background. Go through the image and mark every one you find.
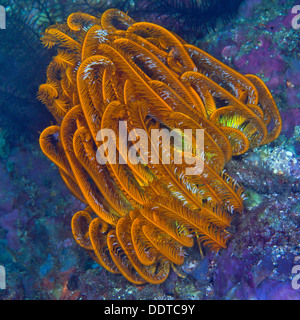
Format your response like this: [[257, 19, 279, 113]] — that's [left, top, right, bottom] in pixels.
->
[[0, 0, 299, 300]]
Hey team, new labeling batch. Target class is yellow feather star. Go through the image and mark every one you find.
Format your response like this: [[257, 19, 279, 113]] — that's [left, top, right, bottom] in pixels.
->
[[38, 9, 282, 284]]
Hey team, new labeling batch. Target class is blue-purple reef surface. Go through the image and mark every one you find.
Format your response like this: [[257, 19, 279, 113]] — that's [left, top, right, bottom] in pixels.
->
[[0, 0, 299, 300]]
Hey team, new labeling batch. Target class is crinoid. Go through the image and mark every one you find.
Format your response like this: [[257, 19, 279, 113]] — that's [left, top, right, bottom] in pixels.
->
[[38, 9, 282, 284]]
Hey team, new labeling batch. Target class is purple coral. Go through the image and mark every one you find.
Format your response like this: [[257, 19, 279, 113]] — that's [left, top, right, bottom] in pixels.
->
[[233, 37, 285, 92], [256, 279, 300, 300], [281, 108, 300, 136]]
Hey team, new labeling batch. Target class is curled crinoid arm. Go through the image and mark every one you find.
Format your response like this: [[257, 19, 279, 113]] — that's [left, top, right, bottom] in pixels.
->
[[245, 74, 282, 144], [183, 44, 259, 105], [107, 228, 146, 285], [89, 217, 120, 274], [67, 12, 100, 32], [117, 215, 171, 284], [127, 22, 196, 72], [41, 26, 80, 51], [73, 126, 133, 216], [101, 9, 136, 33], [71, 210, 93, 250]]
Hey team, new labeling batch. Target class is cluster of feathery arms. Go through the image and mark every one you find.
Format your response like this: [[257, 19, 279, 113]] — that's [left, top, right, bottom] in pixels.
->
[[38, 9, 282, 284]]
